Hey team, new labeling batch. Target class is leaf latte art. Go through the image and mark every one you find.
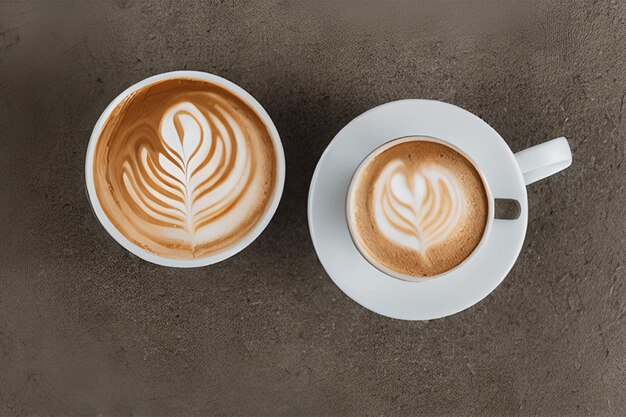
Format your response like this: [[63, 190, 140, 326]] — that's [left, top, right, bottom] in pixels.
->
[[93, 79, 277, 259], [373, 161, 463, 253], [122, 101, 253, 239]]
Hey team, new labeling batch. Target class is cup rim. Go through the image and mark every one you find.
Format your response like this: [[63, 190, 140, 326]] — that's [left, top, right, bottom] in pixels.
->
[[84, 70, 286, 268], [345, 135, 495, 282]]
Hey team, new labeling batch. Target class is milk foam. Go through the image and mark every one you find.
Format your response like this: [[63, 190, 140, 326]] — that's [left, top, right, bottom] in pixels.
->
[[93, 78, 276, 259], [372, 159, 463, 252], [348, 138, 488, 277], [120, 101, 255, 247]]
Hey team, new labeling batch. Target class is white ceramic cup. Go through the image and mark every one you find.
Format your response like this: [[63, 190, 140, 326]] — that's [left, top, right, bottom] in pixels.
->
[[346, 134, 571, 282], [85, 71, 286, 268], [308, 99, 573, 319], [346, 136, 498, 282]]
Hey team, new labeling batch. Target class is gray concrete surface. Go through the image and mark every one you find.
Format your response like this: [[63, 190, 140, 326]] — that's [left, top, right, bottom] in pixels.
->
[[1, 1, 625, 415]]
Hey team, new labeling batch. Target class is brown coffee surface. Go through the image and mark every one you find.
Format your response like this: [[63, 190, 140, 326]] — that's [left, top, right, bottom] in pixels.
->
[[349, 138, 489, 278], [93, 78, 277, 259]]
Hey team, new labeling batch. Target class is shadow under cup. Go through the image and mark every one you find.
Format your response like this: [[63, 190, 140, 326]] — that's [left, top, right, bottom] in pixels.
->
[[346, 136, 521, 282]]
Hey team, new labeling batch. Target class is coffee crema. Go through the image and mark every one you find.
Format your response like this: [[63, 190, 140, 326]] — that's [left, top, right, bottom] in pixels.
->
[[93, 78, 277, 259], [348, 138, 489, 278]]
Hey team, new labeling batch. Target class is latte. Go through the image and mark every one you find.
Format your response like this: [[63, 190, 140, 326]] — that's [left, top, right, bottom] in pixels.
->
[[347, 137, 489, 278], [92, 78, 277, 259]]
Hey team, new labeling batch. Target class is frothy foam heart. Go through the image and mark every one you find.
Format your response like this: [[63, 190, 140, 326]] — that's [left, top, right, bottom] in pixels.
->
[[373, 160, 463, 252], [348, 138, 489, 277]]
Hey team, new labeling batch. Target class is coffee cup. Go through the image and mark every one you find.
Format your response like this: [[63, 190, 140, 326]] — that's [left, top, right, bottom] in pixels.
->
[[85, 71, 285, 268], [347, 136, 493, 281], [308, 99, 573, 319], [345, 135, 569, 282]]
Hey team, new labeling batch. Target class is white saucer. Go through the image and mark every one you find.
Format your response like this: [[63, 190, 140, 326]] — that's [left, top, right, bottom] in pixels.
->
[[308, 100, 528, 320]]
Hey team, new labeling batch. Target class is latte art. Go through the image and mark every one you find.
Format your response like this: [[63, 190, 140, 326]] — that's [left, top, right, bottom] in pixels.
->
[[122, 101, 253, 242], [93, 78, 277, 259], [374, 161, 463, 252], [348, 138, 489, 278]]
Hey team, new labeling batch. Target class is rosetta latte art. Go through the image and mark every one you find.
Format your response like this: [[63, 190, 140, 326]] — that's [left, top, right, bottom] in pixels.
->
[[122, 101, 253, 242], [93, 79, 276, 259], [373, 160, 463, 253]]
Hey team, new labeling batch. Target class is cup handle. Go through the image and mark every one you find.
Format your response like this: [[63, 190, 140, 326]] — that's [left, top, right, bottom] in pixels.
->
[[514, 136, 572, 186]]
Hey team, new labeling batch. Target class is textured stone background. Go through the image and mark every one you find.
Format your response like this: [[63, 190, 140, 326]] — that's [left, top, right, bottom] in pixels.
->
[[1, 1, 625, 416]]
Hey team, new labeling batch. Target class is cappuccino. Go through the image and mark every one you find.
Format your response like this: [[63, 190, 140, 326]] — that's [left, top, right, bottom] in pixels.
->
[[347, 137, 489, 278], [92, 78, 277, 260]]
